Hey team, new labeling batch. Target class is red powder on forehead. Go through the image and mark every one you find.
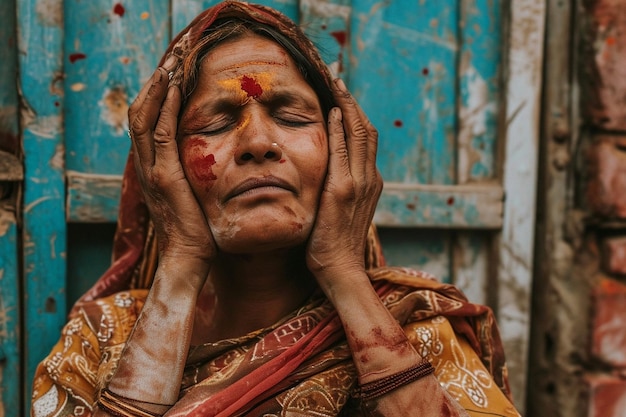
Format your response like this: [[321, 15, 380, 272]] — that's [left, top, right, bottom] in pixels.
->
[[240, 75, 263, 98]]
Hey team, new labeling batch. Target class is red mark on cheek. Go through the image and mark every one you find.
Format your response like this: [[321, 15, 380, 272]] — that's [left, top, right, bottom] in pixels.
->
[[113, 3, 125, 17], [69, 53, 87, 63], [184, 138, 217, 188], [394, 119, 403, 128], [330, 31, 347, 47], [240, 76, 263, 98]]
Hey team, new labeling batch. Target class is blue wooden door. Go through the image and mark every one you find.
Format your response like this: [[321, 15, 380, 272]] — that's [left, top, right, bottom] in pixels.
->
[[6, 0, 545, 414]]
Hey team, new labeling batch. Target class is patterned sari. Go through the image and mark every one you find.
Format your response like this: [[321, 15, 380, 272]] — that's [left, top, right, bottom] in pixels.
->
[[32, 2, 520, 416], [32, 267, 519, 417]]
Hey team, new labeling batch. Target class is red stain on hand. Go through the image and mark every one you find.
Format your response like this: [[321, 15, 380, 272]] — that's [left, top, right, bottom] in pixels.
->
[[330, 31, 347, 47], [69, 53, 87, 63], [240, 76, 263, 98], [113, 3, 125, 17]]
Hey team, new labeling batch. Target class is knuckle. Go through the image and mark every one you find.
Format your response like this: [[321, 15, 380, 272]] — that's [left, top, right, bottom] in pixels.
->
[[350, 122, 368, 138], [153, 125, 173, 142]]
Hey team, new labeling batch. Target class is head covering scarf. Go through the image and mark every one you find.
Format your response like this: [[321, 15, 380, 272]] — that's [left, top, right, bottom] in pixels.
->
[[51, 2, 516, 416], [72, 1, 382, 310]]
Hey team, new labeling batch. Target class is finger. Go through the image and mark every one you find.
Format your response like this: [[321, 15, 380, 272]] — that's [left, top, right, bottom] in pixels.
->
[[130, 67, 169, 168], [332, 78, 369, 175], [131, 55, 179, 115], [153, 86, 183, 169], [353, 97, 378, 171], [326, 107, 352, 191]]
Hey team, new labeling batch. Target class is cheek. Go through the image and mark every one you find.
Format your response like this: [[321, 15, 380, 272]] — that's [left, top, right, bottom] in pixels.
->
[[180, 137, 218, 192]]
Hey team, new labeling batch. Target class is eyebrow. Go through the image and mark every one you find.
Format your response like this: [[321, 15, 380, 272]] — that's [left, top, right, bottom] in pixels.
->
[[181, 88, 321, 124], [257, 89, 321, 113]]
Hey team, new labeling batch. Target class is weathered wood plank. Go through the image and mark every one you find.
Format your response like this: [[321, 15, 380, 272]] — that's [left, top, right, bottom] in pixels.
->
[[0, 150, 23, 181], [374, 182, 503, 228], [64, 0, 169, 176], [17, 0, 67, 411], [299, 0, 351, 78], [0, 213, 20, 417], [378, 227, 453, 283], [66, 171, 122, 223], [0, 0, 21, 413], [350, 0, 458, 185], [66, 173, 503, 229], [458, 0, 502, 183], [497, 0, 545, 411], [173, 0, 299, 34]]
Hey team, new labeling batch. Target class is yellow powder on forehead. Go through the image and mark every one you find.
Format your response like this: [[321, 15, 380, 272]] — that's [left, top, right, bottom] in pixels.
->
[[217, 72, 274, 100], [237, 114, 251, 130]]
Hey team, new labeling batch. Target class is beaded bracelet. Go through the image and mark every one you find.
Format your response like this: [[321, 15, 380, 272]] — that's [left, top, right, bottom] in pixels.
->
[[97, 389, 170, 417], [352, 360, 435, 401]]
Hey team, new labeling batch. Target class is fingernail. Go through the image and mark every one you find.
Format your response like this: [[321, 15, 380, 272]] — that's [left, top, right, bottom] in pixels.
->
[[334, 78, 347, 91], [163, 54, 178, 71], [332, 107, 342, 121]]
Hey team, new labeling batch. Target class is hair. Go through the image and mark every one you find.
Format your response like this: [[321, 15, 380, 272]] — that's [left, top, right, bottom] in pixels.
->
[[177, 17, 335, 119]]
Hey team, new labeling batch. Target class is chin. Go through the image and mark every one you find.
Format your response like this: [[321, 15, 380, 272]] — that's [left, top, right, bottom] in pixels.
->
[[212, 221, 312, 255]]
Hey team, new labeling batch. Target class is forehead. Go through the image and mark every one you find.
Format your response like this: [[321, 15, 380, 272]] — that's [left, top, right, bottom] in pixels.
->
[[201, 34, 296, 78]]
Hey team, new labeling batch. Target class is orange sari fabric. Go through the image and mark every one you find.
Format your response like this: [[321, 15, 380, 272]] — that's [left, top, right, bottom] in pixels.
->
[[32, 267, 519, 417]]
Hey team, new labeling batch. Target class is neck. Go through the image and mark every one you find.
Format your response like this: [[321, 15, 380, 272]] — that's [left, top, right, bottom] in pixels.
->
[[193, 248, 318, 344]]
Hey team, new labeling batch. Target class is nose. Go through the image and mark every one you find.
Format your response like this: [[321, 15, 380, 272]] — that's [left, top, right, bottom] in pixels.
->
[[235, 112, 283, 164]]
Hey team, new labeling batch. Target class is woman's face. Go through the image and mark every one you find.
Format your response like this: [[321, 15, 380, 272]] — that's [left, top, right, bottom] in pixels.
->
[[178, 33, 329, 254]]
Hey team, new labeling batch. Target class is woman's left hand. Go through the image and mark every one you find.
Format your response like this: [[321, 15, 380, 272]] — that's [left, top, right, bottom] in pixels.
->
[[306, 78, 383, 285]]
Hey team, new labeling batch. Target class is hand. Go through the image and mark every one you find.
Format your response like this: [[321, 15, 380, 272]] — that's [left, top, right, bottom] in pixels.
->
[[128, 57, 216, 270], [306, 78, 383, 283]]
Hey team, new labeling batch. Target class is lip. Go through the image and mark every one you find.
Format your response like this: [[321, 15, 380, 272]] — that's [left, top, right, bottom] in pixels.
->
[[225, 175, 296, 201]]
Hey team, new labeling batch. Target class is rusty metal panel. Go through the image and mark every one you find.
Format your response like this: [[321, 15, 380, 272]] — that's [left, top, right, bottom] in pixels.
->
[[17, 0, 67, 411]]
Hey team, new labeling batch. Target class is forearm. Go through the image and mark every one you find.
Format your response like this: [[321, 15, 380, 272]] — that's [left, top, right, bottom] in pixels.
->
[[96, 256, 209, 414], [317, 268, 468, 416]]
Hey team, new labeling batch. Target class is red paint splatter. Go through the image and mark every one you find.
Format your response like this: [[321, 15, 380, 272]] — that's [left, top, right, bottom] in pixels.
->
[[394, 119, 403, 127], [406, 203, 416, 210], [185, 138, 217, 187], [240, 76, 263, 98], [69, 53, 87, 63], [113, 3, 125, 17], [422, 67, 429, 76], [447, 196, 455, 205], [330, 31, 347, 47]]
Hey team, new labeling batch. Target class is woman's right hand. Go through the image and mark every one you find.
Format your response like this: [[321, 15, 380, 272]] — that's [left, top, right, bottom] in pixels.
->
[[128, 57, 216, 273]]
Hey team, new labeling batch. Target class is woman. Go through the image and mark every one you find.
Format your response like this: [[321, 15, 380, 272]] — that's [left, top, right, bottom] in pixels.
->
[[32, 2, 520, 416]]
